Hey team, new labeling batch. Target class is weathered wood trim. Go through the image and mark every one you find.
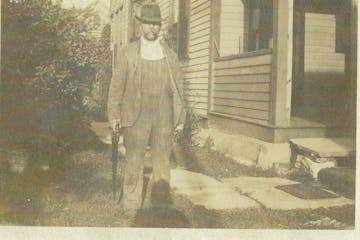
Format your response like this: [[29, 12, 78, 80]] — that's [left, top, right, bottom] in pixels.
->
[[214, 49, 272, 62], [271, 0, 293, 126]]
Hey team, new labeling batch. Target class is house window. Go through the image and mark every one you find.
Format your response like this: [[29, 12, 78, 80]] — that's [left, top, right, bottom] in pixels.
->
[[246, 0, 273, 52]]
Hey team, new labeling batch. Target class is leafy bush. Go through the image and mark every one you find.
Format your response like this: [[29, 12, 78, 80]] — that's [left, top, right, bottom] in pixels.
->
[[1, 0, 108, 166], [174, 109, 202, 151]]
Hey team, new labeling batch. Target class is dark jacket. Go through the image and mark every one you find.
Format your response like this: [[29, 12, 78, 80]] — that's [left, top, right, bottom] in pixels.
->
[[107, 40, 185, 127]]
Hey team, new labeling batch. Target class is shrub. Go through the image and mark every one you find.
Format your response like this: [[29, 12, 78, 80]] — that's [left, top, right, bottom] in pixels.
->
[[1, 0, 106, 167]]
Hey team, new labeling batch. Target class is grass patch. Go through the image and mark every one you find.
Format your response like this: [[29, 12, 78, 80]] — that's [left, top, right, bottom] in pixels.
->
[[173, 145, 279, 179]]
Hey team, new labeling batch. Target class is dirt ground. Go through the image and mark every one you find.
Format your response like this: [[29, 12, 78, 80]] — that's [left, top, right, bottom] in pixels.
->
[[0, 147, 355, 229]]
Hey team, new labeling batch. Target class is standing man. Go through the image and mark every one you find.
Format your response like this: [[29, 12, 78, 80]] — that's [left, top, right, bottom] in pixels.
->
[[107, 3, 185, 215]]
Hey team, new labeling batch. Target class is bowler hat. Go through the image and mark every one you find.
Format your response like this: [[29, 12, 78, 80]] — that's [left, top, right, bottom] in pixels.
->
[[136, 4, 162, 24]]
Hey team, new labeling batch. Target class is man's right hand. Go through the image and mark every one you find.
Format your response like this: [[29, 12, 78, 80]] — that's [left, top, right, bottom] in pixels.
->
[[111, 119, 121, 133]]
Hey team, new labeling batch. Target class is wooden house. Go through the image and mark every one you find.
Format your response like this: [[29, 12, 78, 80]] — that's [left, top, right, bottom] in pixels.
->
[[109, 0, 357, 143]]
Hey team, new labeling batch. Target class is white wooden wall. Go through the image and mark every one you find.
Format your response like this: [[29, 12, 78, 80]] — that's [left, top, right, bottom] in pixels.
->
[[219, 0, 246, 56], [182, 0, 211, 116], [304, 13, 345, 73], [213, 53, 272, 124]]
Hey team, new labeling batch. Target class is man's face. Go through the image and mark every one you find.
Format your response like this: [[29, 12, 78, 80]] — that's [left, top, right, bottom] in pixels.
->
[[141, 22, 161, 41]]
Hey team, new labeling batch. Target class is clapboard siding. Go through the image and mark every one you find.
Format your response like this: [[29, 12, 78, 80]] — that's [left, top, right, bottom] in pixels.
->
[[214, 91, 270, 102], [190, 1, 210, 15], [213, 99, 269, 111], [304, 12, 345, 73], [189, 28, 211, 40], [187, 41, 210, 52], [215, 74, 271, 84], [189, 35, 210, 46], [181, 0, 211, 116], [189, 20, 211, 34], [219, 0, 246, 56], [190, 10, 211, 26], [212, 53, 272, 121], [184, 83, 209, 90], [184, 95, 208, 103], [184, 89, 209, 97], [213, 105, 269, 121], [184, 77, 208, 84], [191, 10, 211, 21], [215, 65, 272, 76], [215, 54, 272, 69], [182, 63, 209, 73], [214, 83, 270, 92]]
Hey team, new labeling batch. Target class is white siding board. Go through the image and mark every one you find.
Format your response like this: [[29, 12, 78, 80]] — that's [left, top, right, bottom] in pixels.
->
[[214, 91, 269, 102], [215, 54, 272, 69], [214, 83, 270, 92], [215, 74, 271, 84], [190, 8, 211, 22], [184, 77, 209, 84], [304, 12, 345, 73], [213, 98, 269, 111], [190, 1, 211, 15], [189, 35, 210, 46], [184, 89, 209, 97], [182, 63, 209, 73], [213, 105, 269, 120], [219, 0, 245, 56], [215, 65, 272, 76], [184, 83, 209, 90]]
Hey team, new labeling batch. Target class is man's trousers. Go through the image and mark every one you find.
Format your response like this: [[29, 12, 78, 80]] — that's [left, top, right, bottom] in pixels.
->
[[121, 93, 173, 209]]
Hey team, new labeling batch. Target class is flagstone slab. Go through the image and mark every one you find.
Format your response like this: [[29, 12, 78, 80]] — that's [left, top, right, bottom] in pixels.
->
[[222, 177, 354, 210], [170, 169, 260, 210]]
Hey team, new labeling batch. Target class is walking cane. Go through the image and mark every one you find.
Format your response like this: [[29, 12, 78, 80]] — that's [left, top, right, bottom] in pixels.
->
[[111, 127, 120, 201]]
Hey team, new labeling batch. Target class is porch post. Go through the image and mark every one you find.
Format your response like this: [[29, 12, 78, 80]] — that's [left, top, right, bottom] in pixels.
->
[[271, 0, 293, 127]]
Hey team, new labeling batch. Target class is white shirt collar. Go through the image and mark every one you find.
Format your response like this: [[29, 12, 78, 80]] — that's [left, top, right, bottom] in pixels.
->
[[140, 36, 165, 60]]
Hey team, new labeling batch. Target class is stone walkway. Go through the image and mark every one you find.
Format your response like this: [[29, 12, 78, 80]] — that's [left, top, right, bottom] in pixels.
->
[[171, 169, 354, 210], [91, 122, 355, 211]]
